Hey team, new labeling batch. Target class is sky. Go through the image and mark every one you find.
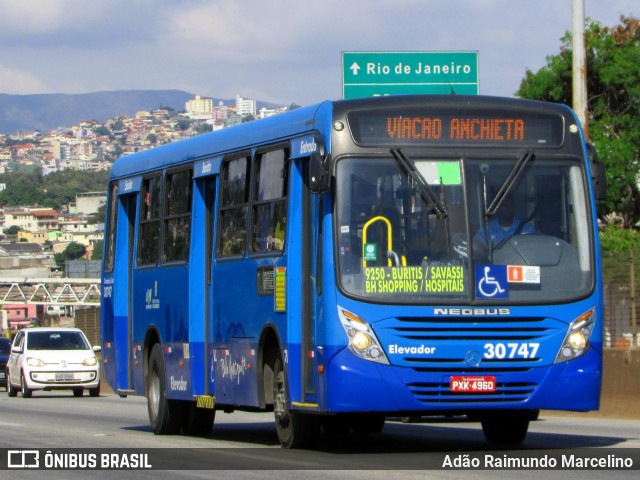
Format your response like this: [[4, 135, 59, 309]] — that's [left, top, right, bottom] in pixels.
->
[[0, 0, 638, 107]]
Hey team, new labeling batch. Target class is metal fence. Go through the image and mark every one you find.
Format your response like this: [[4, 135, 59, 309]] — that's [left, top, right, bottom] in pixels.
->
[[603, 253, 640, 348]]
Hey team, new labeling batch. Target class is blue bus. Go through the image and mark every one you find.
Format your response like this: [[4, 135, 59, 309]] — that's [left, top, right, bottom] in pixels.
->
[[101, 95, 606, 448]]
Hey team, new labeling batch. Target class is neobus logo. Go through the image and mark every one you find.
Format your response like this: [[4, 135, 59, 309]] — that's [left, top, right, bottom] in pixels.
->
[[434, 308, 511, 316]]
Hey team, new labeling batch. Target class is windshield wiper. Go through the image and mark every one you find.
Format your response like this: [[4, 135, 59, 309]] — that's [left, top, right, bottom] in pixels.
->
[[391, 148, 448, 218], [485, 148, 535, 217]]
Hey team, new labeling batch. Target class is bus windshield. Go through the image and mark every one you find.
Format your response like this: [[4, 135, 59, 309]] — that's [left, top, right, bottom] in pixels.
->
[[335, 151, 594, 304]]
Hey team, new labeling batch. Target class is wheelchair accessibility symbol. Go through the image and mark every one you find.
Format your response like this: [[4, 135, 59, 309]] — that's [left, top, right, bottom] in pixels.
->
[[475, 265, 509, 299]]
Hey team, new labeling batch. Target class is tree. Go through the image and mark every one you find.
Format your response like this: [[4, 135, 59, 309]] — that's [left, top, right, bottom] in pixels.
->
[[91, 239, 103, 260], [517, 15, 640, 226], [93, 125, 110, 136], [54, 242, 87, 272]]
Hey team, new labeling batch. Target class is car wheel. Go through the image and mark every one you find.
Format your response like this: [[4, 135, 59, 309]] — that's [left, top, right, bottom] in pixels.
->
[[21, 372, 32, 398], [73, 388, 84, 397], [89, 384, 100, 397], [7, 370, 17, 397]]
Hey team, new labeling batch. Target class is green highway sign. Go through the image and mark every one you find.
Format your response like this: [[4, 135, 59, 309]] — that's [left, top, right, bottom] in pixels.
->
[[342, 51, 479, 99]]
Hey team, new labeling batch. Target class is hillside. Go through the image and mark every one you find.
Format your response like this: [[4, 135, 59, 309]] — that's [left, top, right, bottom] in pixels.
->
[[0, 90, 283, 135]]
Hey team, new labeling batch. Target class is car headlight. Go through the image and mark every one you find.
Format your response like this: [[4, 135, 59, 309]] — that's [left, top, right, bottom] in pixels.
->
[[82, 357, 98, 367], [338, 306, 389, 365], [554, 309, 596, 363], [26, 357, 45, 367]]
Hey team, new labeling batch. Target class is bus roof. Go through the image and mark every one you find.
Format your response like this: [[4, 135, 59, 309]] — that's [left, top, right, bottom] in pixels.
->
[[109, 95, 575, 180], [109, 101, 327, 180]]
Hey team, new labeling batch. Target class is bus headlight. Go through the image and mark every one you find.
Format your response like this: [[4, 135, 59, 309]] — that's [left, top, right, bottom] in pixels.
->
[[338, 306, 389, 365], [554, 309, 595, 363]]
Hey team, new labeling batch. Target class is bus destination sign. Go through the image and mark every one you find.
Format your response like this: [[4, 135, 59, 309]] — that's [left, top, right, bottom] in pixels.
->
[[348, 109, 564, 147]]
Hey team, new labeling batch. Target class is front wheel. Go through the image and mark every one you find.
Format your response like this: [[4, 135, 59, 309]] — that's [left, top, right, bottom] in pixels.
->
[[146, 344, 183, 434], [89, 384, 101, 397], [21, 372, 32, 398], [273, 358, 320, 448]]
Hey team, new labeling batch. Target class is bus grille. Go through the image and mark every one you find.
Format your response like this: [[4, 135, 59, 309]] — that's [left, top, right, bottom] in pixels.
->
[[393, 315, 552, 342], [407, 381, 538, 404]]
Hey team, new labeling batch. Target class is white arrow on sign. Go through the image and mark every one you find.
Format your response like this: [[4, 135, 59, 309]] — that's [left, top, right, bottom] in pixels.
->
[[350, 62, 361, 75]]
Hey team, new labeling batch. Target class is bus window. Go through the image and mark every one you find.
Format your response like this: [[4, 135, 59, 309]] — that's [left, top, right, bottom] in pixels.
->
[[219, 156, 250, 257], [164, 168, 192, 262], [139, 175, 162, 266], [252, 149, 288, 253], [104, 182, 118, 272]]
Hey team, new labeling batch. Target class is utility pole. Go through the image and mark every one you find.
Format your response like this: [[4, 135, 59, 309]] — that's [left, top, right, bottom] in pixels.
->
[[572, 0, 589, 140]]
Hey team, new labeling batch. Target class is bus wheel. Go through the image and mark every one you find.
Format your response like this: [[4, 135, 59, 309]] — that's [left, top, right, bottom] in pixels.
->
[[273, 358, 320, 448], [147, 344, 183, 435], [481, 412, 529, 446], [183, 403, 215, 435]]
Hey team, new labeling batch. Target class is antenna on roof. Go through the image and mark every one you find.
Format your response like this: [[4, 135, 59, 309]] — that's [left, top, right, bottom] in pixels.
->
[[444, 74, 456, 95]]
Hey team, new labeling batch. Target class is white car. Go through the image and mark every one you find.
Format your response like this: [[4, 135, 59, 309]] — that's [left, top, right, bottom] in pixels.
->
[[6, 327, 101, 398]]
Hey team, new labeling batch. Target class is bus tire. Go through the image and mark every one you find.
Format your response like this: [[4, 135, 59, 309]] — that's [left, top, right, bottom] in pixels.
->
[[273, 358, 320, 448], [147, 343, 183, 435], [183, 402, 215, 435], [481, 412, 529, 446]]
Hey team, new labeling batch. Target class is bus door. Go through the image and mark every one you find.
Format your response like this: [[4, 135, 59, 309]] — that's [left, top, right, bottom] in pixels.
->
[[301, 159, 319, 405], [289, 137, 324, 408], [113, 179, 140, 394], [192, 158, 221, 400]]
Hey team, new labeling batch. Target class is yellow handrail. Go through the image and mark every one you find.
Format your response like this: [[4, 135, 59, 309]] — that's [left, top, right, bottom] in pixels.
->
[[362, 216, 393, 268]]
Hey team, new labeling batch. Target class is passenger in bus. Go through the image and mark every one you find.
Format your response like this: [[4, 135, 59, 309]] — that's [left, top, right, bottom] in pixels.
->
[[475, 193, 535, 248]]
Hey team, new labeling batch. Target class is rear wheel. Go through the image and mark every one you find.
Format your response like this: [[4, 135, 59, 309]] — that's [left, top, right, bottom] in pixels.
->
[[146, 343, 183, 434], [21, 372, 32, 398], [7, 370, 17, 397], [481, 412, 530, 446], [273, 358, 320, 448]]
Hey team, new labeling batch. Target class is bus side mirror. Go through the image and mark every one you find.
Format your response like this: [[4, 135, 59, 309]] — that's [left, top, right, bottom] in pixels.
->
[[587, 143, 607, 201], [309, 150, 330, 193]]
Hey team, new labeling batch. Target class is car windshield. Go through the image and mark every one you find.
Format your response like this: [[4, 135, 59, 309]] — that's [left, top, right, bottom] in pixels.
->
[[27, 331, 90, 350], [0, 340, 10, 353], [335, 153, 594, 304]]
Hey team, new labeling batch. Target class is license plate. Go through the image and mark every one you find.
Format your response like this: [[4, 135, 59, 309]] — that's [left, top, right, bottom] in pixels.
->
[[450, 376, 496, 393], [55, 373, 75, 381], [0, 372, 5, 379]]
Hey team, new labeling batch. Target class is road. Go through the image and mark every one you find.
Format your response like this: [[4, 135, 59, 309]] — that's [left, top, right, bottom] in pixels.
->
[[0, 391, 638, 479]]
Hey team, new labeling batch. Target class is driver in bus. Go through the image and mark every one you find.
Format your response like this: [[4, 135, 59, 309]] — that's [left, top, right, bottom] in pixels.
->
[[475, 193, 535, 248]]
